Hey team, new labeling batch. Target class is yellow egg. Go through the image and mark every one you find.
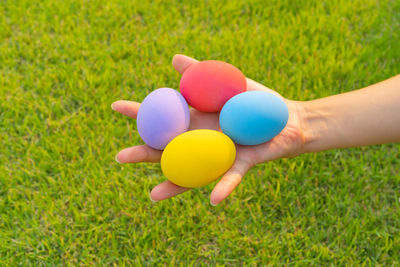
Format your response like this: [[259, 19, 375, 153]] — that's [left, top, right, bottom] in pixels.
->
[[161, 129, 236, 188]]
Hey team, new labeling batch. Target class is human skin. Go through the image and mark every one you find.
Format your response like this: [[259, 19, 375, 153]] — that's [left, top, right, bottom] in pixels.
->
[[112, 54, 400, 206]]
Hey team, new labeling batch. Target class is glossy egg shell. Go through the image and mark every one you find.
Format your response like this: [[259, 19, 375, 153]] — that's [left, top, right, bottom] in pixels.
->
[[137, 88, 190, 150], [161, 130, 236, 188], [220, 91, 289, 145], [179, 60, 246, 112]]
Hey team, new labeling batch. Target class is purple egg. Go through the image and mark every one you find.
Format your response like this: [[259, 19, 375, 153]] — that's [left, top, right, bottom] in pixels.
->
[[137, 88, 190, 150]]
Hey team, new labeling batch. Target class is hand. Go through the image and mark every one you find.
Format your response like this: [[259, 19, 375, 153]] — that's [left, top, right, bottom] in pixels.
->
[[112, 54, 307, 205]]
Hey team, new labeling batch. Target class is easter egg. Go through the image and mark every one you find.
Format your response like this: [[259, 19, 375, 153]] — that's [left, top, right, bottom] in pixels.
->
[[161, 130, 236, 188], [137, 88, 190, 150], [219, 91, 289, 146], [179, 60, 247, 112]]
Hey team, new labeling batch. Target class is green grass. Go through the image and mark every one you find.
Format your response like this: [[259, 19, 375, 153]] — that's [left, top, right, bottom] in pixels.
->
[[1, 0, 400, 265]]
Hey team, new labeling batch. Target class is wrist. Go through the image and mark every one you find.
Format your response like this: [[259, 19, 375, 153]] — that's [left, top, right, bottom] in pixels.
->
[[299, 99, 334, 154]]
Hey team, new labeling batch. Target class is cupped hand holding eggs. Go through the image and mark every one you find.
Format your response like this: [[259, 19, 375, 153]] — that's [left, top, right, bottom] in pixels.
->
[[112, 54, 306, 206]]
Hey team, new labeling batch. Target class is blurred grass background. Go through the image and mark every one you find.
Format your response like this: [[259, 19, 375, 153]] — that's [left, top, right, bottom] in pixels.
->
[[1, 0, 400, 265]]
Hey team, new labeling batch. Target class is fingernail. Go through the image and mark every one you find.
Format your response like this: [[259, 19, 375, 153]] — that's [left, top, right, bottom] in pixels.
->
[[210, 200, 218, 206], [111, 103, 116, 110], [149, 192, 158, 203], [115, 154, 121, 163]]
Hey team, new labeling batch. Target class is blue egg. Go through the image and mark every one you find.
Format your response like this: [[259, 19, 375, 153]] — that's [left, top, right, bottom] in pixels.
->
[[219, 91, 289, 145]]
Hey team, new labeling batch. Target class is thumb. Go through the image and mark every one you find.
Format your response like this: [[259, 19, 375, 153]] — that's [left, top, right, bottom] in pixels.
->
[[210, 159, 252, 206]]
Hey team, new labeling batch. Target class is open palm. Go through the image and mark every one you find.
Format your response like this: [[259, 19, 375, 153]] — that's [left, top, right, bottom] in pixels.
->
[[113, 55, 306, 205]]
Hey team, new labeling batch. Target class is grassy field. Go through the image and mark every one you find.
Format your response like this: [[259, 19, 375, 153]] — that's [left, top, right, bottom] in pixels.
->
[[1, 0, 400, 265]]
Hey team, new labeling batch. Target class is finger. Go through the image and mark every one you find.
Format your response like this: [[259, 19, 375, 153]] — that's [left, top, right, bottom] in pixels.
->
[[111, 100, 140, 119], [150, 180, 190, 201], [245, 78, 283, 99], [115, 145, 162, 163], [172, 54, 199, 75], [210, 159, 251, 206]]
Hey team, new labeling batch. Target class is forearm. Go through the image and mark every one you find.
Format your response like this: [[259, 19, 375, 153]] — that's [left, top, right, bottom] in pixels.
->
[[302, 75, 400, 153]]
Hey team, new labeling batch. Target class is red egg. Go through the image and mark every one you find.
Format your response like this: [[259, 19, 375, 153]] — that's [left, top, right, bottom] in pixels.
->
[[179, 60, 247, 112]]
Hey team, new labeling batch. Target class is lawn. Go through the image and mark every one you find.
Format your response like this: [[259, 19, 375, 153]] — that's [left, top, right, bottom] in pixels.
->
[[1, 0, 400, 265]]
